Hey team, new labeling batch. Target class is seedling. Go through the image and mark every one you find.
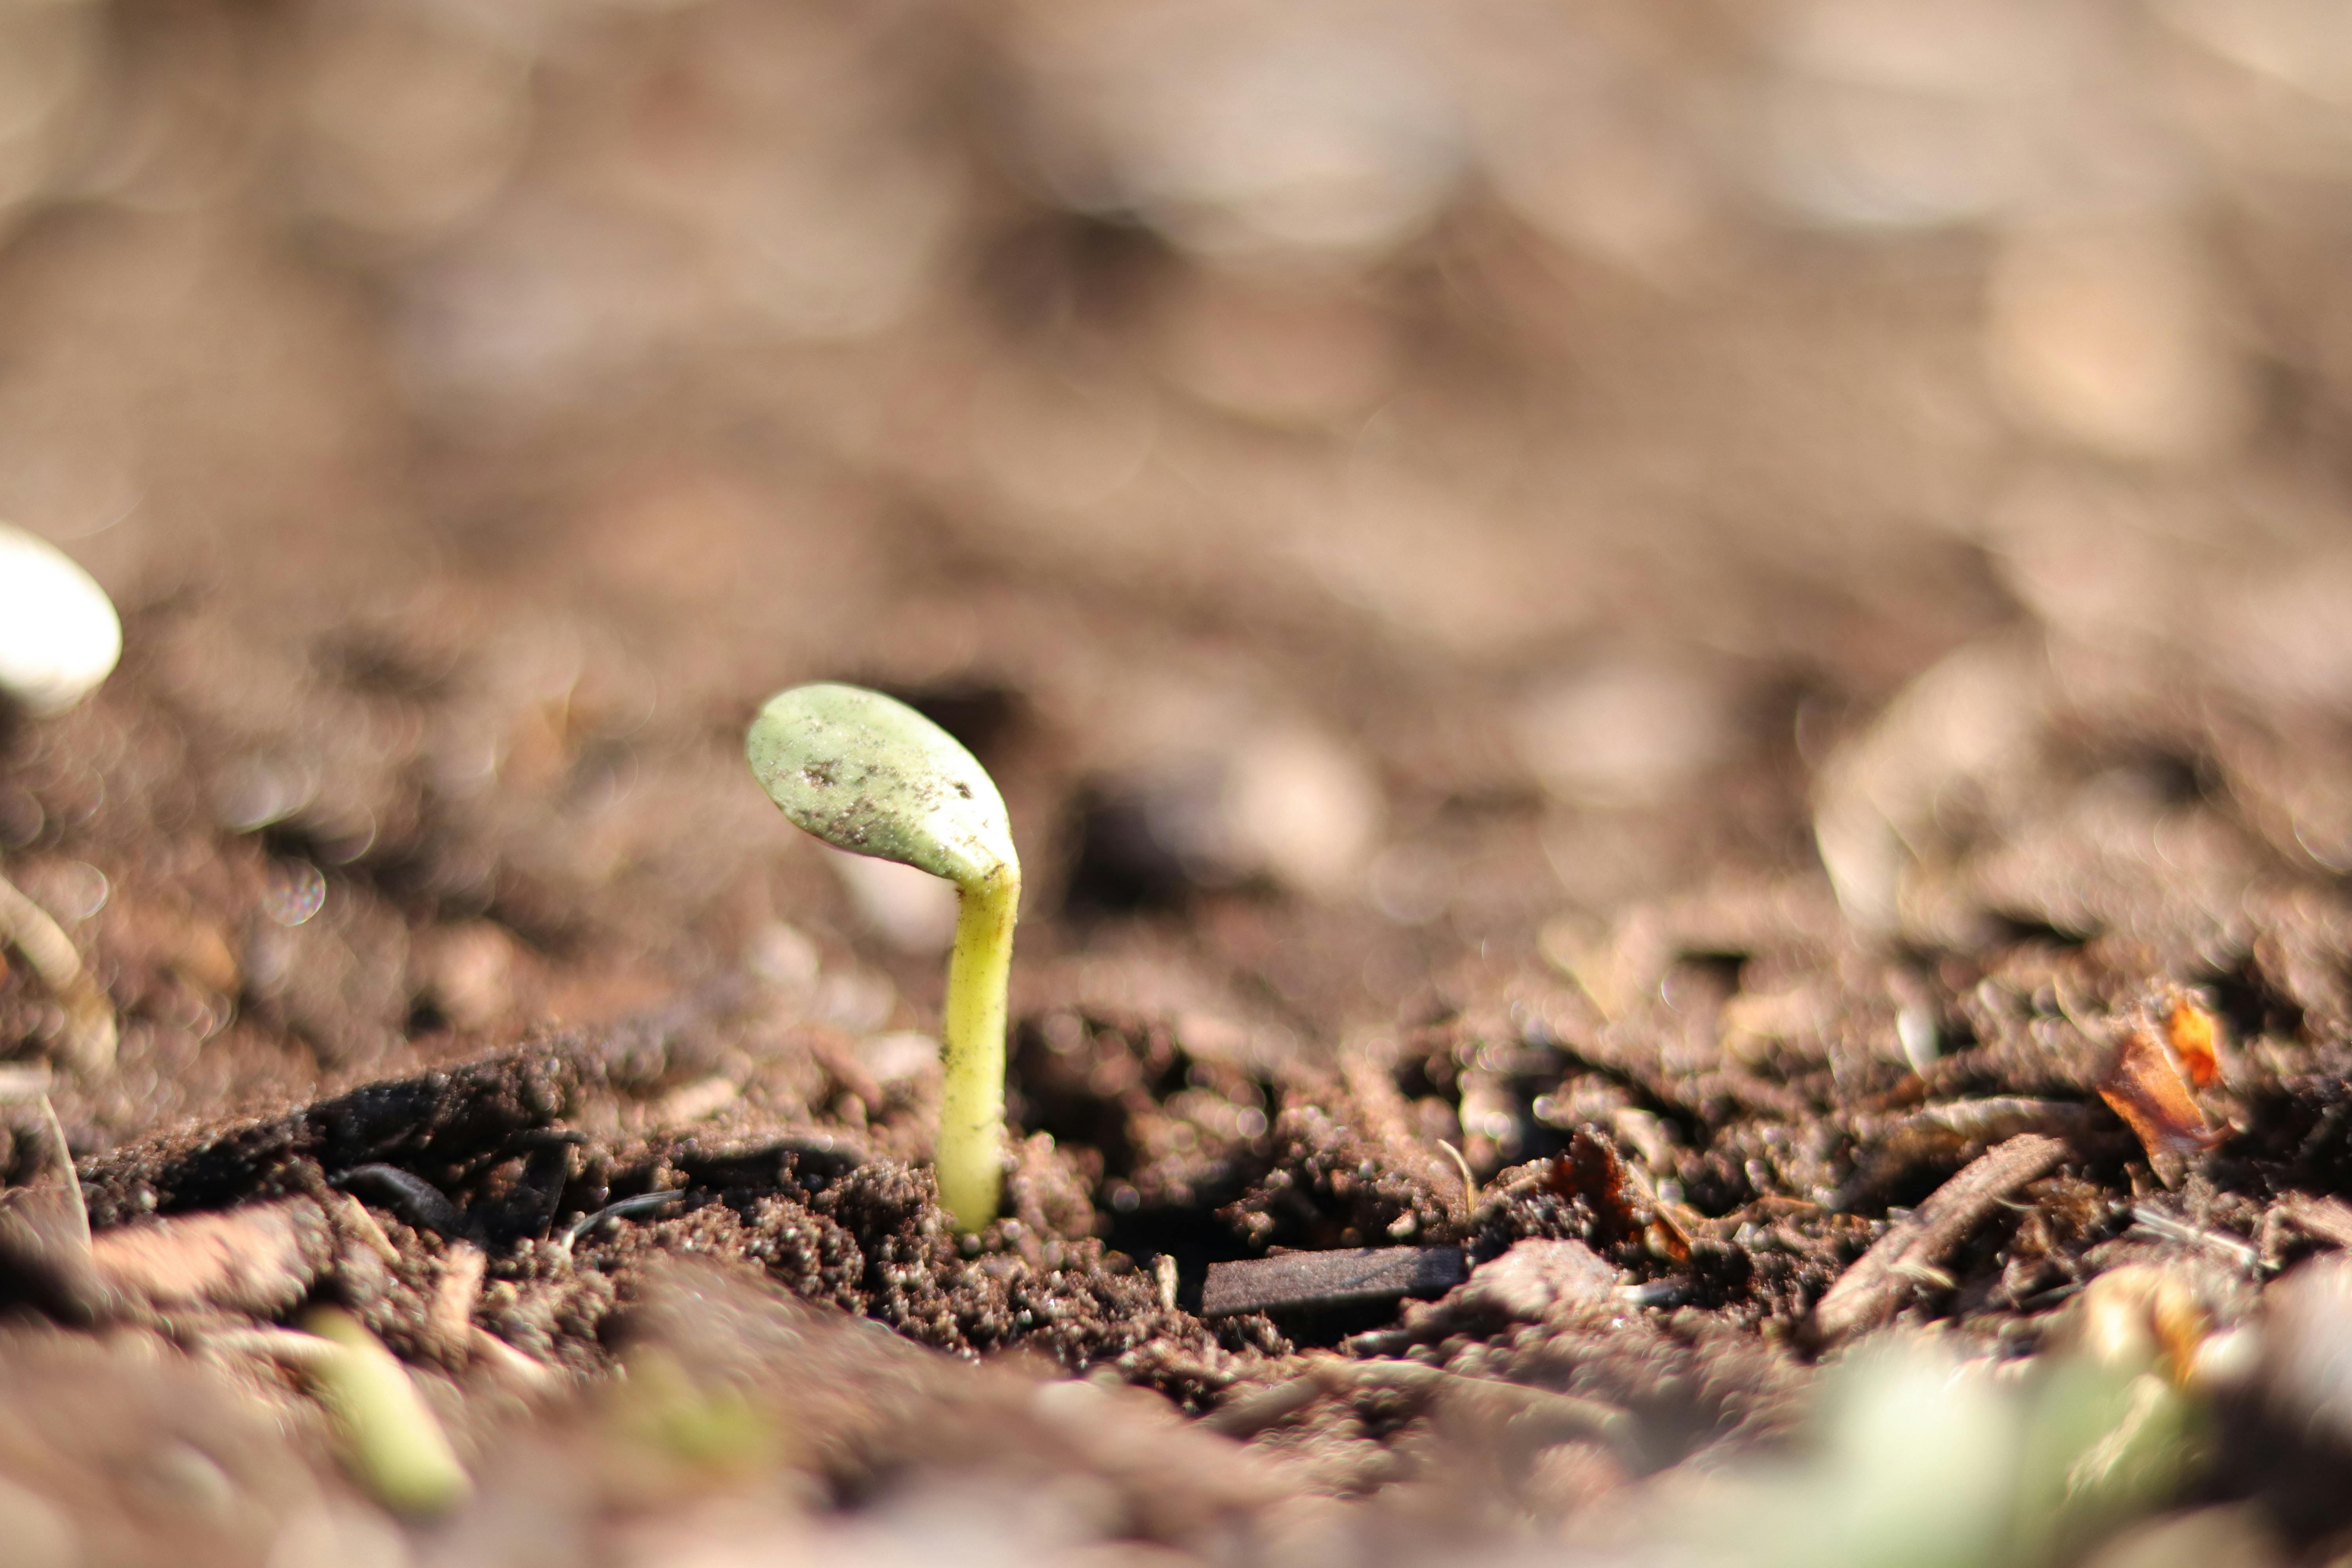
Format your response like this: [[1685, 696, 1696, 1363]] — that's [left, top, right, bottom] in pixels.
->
[[746, 683, 1019, 1232]]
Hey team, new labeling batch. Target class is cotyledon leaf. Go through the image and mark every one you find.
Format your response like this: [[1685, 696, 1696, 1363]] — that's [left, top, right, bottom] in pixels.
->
[[746, 683, 1017, 889]]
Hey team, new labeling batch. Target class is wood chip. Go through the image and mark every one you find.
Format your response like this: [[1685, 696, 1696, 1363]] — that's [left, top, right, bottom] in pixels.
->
[[91, 1197, 332, 1315], [1200, 1246, 1466, 1317], [428, 1243, 487, 1358], [325, 1191, 402, 1267], [471, 1327, 560, 1391], [1833, 1097, 2094, 1210], [0, 869, 114, 1075], [1807, 1133, 2070, 1347]]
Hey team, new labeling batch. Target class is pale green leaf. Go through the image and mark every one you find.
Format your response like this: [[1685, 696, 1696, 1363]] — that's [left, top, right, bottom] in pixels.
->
[[746, 683, 1016, 889]]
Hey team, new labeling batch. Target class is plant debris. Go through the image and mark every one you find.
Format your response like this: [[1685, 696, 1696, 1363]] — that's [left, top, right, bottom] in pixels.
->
[[2096, 1027, 2219, 1189], [1807, 1135, 2073, 1347]]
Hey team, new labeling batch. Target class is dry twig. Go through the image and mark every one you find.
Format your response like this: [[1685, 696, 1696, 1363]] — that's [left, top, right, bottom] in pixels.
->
[[1807, 1133, 2070, 1347]]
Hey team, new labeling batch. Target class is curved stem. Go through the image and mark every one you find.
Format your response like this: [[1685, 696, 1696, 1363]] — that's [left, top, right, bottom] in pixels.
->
[[936, 869, 1018, 1232]]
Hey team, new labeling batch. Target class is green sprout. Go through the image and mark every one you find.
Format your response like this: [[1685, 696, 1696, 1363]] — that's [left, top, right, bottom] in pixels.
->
[[746, 683, 1020, 1233]]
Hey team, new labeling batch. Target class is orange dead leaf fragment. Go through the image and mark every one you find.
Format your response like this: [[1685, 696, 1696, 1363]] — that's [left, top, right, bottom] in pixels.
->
[[2098, 1027, 2219, 1186], [2165, 994, 2222, 1088]]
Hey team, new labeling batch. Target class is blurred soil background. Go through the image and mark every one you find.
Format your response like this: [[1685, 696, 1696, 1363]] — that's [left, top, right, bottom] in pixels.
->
[[12, 0, 2352, 1563]]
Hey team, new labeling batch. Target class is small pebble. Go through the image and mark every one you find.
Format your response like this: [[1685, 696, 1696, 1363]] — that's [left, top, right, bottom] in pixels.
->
[[855, 1031, 940, 1086], [1514, 656, 1728, 806], [1457, 1239, 1621, 1322], [1986, 221, 2245, 461], [826, 846, 959, 955]]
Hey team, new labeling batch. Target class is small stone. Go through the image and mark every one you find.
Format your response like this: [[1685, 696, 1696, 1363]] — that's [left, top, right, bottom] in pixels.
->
[[1457, 1239, 1621, 1322], [0, 524, 120, 716], [744, 922, 821, 994], [1514, 656, 1729, 806], [415, 921, 520, 1031], [825, 846, 960, 955], [2246, 1256, 2352, 1535], [1523, 1439, 1630, 1518], [1987, 222, 2246, 462], [652, 1076, 739, 1126], [1810, 631, 2050, 937], [855, 1031, 940, 1087], [812, 969, 895, 1033], [1084, 712, 1383, 900], [1223, 723, 1383, 897]]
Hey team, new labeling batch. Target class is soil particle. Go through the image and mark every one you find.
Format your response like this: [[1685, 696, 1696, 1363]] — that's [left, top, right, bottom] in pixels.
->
[[0, 1326, 343, 1567], [1222, 1095, 1456, 1253]]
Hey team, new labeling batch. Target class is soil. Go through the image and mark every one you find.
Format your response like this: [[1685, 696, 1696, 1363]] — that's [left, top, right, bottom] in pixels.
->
[[9, 1, 2352, 1563]]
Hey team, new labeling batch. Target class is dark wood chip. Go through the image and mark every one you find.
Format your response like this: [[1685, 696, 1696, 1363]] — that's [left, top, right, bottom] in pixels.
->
[[1806, 1133, 2069, 1347], [1201, 1246, 1467, 1317]]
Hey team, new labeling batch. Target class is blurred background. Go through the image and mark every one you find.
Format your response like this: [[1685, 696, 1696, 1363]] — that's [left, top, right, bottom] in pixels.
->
[[11, 0, 2352, 1120]]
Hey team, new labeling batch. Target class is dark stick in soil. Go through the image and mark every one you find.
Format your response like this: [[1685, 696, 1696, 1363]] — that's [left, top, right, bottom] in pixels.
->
[[1200, 1245, 1466, 1317]]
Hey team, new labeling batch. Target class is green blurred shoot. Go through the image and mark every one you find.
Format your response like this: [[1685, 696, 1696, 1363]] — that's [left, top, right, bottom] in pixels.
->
[[610, 1347, 777, 1482], [299, 1307, 471, 1516]]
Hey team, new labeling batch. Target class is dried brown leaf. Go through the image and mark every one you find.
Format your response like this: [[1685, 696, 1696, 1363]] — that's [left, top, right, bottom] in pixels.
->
[[2097, 1027, 2219, 1187], [1548, 1129, 1643, 1247]]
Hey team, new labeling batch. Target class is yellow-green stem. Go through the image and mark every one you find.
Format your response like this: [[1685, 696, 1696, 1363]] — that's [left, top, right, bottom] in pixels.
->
[[937, 870, 1018, 1232]]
